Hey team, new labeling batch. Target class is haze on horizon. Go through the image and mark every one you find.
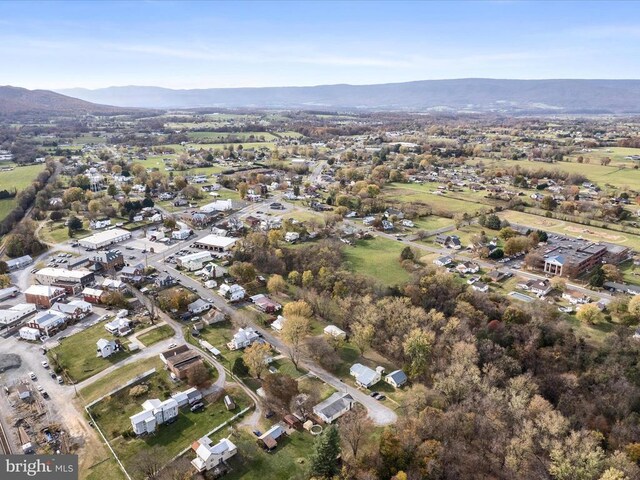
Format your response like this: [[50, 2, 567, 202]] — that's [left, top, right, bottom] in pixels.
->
[[2, 0, 640, 90]]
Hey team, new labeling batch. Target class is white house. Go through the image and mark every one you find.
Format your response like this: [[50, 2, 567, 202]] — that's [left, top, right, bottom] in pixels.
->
[[284, 231, 300, 243], [323, 325, 347, 339], [171, 387, 202, 408], [104, 317, 132, 336], [130, 398, 179, 435], [313, 392, 355, 423], [227, 327, 260, 350], [271, 315, 286, 332], [350, 363, 384, 388], [456, 262, 480, 274], [434, 256, 453, 267], [19, 326, 41, 341], [188, 299, 212, 314], [96, 338, 118, 358], [171, 229, 191, 240], [385, 370, 408, 388], [562, 290, 591, 305], [90, 218, 111, 230], [218, 284, 246, 302], [472, 282, 489, 293], [191, 437, 237, 473]]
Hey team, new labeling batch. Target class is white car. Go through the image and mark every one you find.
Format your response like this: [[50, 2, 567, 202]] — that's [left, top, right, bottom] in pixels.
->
[[41, 361, 49, 368], [29, 372, 37, 380], [168, 343, 177, 349], [36, 385, 44, 392]]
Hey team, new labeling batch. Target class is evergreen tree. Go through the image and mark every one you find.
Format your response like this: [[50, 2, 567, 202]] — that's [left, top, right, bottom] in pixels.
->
[[310, 425, 341, 478]]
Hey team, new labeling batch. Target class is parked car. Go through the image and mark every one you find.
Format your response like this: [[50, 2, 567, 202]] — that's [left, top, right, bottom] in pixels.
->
[[41, 361, 49, 368], [190, 402, 205, 412], [29, 372, 37, 380], [56, 375, 64, 384]]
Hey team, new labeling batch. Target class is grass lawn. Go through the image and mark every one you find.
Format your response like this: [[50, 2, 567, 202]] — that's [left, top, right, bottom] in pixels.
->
[[48, 320, 134, 382], [187, 131, 279, 142], [564, 313, 616, 345], [412, 215, 455, 231], [79, 357, 164, 404], [471, 156, 640, 190], [498, 210, 640, 250], [90, 367, 250, 479], [383, 182, 489, 216], [137, 325, 175, 347], [40, 219, 91, 244], [282, 209, 326, 225], [620, 260, 640, 287], [343, 237, 411, 286], [85, 457, 126, 480], [0, 164, 46, 222], [217, 430, 315, 480]]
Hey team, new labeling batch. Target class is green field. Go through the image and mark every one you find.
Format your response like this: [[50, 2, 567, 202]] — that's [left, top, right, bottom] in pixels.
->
[[187, 131, 278, 142], [80, 357, 164, 404], [49, 320, 134, 382], [137, 325, 174, 347], [219, 430, 314, 480], [412, 216, 455, 231], [383, 183, 487, 216], [499, 210, 640, 250], [471, 156, 640, 190], [343, 237, 411, 286]]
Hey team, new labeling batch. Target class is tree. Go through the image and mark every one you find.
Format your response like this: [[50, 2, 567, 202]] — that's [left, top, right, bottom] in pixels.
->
[[576, 303, 604, 325], [549, 430, 605, 480], [590, 266, 606, 287], [485, 214, 501, 230], [305, 336, 341, 372], [281, 314, 310, 370], [351, 321, 375, 356], [628, 295, 640, 321], [310, 425, 341, 479], [504, 237, 530, 256], [243, 342, 271, 379], [339, 407, 373, 460], [0, 274, 10, 288], [302, 270, 314, 288], [541, 195, 557, 211], [107, 183, 117, 197], [403, 328, 435, 378], [400, 246, 415, 261], [232, 357, 249, 377], [267, 274, 286, 295], [62, 187, 84, 205], [288, 270, 301, 285], [551, 276, 567, 292], [379, 429, 409, 479], [237, 182, 248, 199], [262, 372, 299, 414], [131, 446, 166, 480], [602, 264, 623, 282], [228, 262, 256, 284], [283, 300, 313, 319], [186, 363, 210, 387], [499, 227, 519, 240], [49, 210, 64, 221], [0, 261, 7, 275]]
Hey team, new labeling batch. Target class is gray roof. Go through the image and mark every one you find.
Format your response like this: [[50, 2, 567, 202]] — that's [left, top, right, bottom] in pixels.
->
[[386, 370, 408, 385], [314, 392, 354, 419]]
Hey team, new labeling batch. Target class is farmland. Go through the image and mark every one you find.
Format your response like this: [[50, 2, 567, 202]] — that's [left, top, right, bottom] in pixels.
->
[[0, 163, 46, 221]]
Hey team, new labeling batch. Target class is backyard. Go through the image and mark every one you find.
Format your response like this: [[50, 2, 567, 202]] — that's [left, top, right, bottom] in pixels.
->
[[343, 237, 411, 286]]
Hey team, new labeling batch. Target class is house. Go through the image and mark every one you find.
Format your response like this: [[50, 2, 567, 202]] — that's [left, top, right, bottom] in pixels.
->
[[456, 262, 479, 274], [227, 327, 260, 350], [188, 299, 212, 314], [271, 315, 286, 332], [519, 279, 552, 297], [5, 255, 33, 271], [604, 281, 640, 296], [562, 290, 591, 305], [487, 269, 510, 282], [433, 256, 453, 267], [401, 219, 415, 228], [101, 278, 126, 291], [25, 310, 67, 337], [50, 300, 92, 321], [105, 317, 132, 336], [472, 282, 489, 293], [324, 325, 347, 339], [166, 350, 204, 380], [435, 234, 461, 249], [218, 284, 246, 302], [385, 370, 408, 388], [24, 285, 66, 308], [120, 263, 144, 283], [90, 218, 111, 230], [82, 287, 105, 304], [284, 231, 300, 243], [130, 398, 179, 435], [160, 344, 191, 363], [96, 338, 119, 358], [313, 392, 355, 424], [155, 273, 176, 288], [191, 437, 237, 473], [249, 294, 282, 313], [350, 363, 384, 388], [170, 387, 202, 407], [17, 385, 31, 401], [257, 424, 286, 451]]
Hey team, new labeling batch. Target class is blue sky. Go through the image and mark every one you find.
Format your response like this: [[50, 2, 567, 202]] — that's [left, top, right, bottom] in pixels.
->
[[1, 1, 640, 89]]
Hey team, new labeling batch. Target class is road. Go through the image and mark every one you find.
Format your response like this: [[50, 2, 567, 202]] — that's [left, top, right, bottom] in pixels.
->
[[150, 258, 398, 426]]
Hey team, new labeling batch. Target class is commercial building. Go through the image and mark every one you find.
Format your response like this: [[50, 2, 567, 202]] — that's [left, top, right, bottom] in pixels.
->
[[192, 234, 237, 253], [35, 268, 95, 288], [0, 286, 19, 301], [24, 285, 65, 308], [0, 304, 37, 329], [24, 309, 67, 336], [91, 250, 124, 271], [79, 228, 131, 250], [5, 255, 33, 271], [177, 251, 213, 271]]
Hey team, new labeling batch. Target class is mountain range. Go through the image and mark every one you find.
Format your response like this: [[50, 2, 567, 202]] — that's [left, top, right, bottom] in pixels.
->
[[0, 85, 131, 116], [57, 79, 640, 113]]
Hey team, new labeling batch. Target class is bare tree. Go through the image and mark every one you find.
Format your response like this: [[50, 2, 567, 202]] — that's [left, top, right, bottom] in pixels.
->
[[131, 446, 166, 479], [338, 407, 373, 460]]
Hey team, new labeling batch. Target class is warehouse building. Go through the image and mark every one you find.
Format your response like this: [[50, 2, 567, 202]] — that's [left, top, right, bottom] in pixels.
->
[[35, 268, 95, 288], [5, 255, 33, 271], [79, 228, 131, 250], [192, 234, 237, 253]]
